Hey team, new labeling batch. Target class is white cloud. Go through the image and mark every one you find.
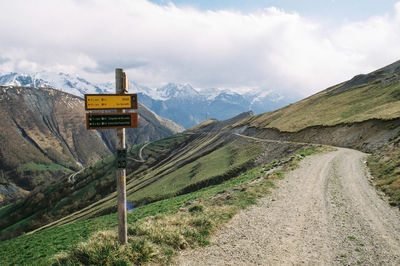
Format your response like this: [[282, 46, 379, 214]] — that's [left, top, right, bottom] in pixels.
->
[[0, 0, 399, 96]]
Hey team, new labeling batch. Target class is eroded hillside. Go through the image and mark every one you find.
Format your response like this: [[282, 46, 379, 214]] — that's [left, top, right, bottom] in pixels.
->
[[0, 86, 183, 205]]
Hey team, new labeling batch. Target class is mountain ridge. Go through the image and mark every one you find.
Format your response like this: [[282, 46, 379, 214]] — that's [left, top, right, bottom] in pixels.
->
[[0, 85, 183, 205], [237, 60, 400, 132], [0, 72, 295, 128]]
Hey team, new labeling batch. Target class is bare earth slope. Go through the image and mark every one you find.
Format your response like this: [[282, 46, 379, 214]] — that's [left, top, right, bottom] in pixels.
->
[[176, 148, 400, 265]]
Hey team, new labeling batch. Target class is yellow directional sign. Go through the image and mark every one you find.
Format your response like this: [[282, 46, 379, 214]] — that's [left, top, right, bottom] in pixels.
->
[[84, 94, 138, 110]]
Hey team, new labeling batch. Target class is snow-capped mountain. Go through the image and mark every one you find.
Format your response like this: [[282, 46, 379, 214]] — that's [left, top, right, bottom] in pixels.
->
[[0, 72, 109, 96], [137, 83, 296, 128], [244, 90, 290, 114], [0, 72, 50, 88], [0, 72, 297, 128], [157, 83, 202, 100]]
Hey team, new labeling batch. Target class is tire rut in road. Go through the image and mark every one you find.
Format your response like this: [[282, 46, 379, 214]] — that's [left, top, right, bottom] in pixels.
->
[[327, 149, 400, 265]]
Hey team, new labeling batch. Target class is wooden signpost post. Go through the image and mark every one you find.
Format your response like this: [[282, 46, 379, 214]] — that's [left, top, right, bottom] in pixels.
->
[[84, 68, 137, 244]]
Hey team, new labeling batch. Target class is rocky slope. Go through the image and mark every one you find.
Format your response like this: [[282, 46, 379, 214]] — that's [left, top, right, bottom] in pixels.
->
[[0, 85, 183, 205]]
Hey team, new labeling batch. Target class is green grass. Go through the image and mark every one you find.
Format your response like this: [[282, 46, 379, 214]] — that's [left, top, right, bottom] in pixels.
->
[[0, 146, 323, 265], [1, 214, 38, 234], [53, 166, 278, 265], [1, 133, 195, 238], [238, 76, 400, 132], [367, 136, 400, 207], [0, 166, 267, 265], [41, 135, 263, 230], [128, 142, 263, 204], [0, 204, 13, 218], [21, 162, 73, 172], [348, 235, 357, 241]]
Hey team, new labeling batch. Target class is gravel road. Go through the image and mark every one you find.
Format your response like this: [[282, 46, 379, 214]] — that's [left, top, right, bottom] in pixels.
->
[[176, 148, 400, 265]]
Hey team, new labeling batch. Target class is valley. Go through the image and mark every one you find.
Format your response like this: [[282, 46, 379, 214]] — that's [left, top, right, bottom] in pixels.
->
[[0, 59, 399, 265], [0, 86, 183, 205]]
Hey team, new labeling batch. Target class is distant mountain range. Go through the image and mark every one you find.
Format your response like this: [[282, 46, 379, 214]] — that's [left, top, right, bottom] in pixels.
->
[[0, 72, 297, 128], [0, 72, 108, 96]]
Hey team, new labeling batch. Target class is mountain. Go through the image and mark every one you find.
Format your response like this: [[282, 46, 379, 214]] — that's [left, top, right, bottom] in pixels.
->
[[0, 85, 183, 205], [137, 83, 294, 128], [0, 73, 49, 87], [0, 72, 108, 96], [238, 60, 400, 132], [100, 80, 295, 128], [0, 72, 295, 128], [1, 60, 400, 264]]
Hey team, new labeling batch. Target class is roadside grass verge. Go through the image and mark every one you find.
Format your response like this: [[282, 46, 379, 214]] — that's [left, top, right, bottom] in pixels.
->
[[1, 163, 270, 265], [0, 146, 326, 265], [367, 137, 400, 207], [52, 146, 326, 265]]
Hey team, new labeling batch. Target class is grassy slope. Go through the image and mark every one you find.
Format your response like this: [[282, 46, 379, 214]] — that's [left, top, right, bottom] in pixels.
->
[[0, 126, 263, 240], [0, 147, 324, 265], [0, 134, 190, 237], [0, 162, 267, 264], [367, 133, 400, 206], [34, 135, 263, 231], [238, 64, 400, 132], [236, 60, 400, 208]]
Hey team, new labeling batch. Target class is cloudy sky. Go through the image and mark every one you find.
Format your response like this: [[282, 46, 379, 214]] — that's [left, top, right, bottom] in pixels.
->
[[1, 0, 400, 96]]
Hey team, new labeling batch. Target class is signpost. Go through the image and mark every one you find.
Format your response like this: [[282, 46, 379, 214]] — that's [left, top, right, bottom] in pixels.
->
[[84, 68, 136, 245], [85, 94, 138, 110], [86, 113, 138, 130]]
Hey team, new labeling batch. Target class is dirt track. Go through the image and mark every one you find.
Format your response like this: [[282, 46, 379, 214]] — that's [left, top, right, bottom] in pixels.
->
[[176, 148, 400, 265]]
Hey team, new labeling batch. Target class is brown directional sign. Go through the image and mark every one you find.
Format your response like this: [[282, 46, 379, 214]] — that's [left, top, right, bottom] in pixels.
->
[[86, 112, 138, 130], [85, 94, 138, 110]]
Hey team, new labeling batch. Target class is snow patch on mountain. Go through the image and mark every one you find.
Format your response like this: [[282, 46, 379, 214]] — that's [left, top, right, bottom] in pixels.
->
[[0, 72, 109, 97], [0, 71, 297, 128], [35, 72, 109, 96], [156, 83, 201, 100], [0, 72, 50, 88]]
